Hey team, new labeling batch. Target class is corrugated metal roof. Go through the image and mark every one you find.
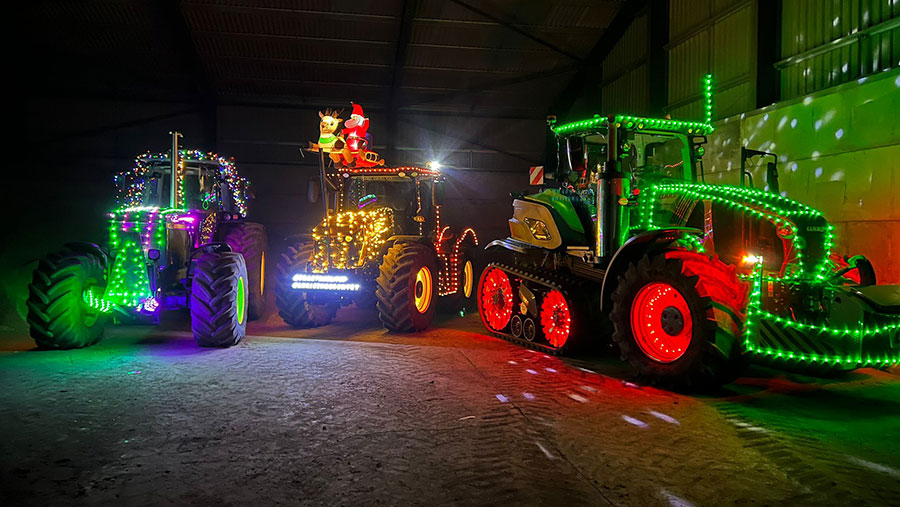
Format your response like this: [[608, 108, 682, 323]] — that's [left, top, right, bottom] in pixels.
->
[[23, 0, 626, 118]]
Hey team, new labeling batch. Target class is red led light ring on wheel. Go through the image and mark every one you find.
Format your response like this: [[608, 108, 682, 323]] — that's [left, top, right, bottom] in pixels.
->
[[540, 290, 571, 348], [480, 268, 514, 331], [630, 282, 692, 363]]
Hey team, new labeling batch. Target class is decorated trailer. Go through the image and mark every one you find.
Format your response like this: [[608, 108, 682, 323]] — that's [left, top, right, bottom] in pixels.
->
[[478, 76, 900, 387], [274, 104, 477, 332], [27, 132, 267, 349]]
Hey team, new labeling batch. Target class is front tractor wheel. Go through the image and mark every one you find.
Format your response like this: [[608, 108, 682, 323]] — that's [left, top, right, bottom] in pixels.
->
[[376, 242, 438, 332], [26, 248, 109, 349], [191, 252, 249, 347], [274, 242, 339, 328], [610, 252, 747, 388]]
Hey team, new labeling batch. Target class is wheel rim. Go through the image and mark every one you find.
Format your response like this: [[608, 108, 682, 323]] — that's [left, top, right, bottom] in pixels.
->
[[259, 251, 266, 295], [236, 276, 247, 324], [414, 266, 433, 313], [462, 260, 474, 298], [540, 290, 570, 348], [629, 282, 692, 363], [480, 268, 513, 331]]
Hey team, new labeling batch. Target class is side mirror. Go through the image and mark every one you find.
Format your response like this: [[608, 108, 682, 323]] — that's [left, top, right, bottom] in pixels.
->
[[567, 137, 586, 175], [308, 178, 320, 203], [766, 161, 779, 194]]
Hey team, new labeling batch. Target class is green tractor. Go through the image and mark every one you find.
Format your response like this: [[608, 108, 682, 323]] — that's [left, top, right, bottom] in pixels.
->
[[478, 77, 900, 387], [26, 132, 268, 349]]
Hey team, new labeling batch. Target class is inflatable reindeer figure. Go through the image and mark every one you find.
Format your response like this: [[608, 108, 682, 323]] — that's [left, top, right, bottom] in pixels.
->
[[310, 109, 344, 155]]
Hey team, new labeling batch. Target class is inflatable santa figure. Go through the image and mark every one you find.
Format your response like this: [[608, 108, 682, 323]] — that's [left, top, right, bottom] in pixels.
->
[[342, 102, 369, 153]]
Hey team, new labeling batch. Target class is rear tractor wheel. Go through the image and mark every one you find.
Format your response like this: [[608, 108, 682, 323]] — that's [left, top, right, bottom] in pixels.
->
[[221, 222, 268, 320], [610, 251, 748, 388], [27, 247, 110, 349], [376, 242, 438, 332]]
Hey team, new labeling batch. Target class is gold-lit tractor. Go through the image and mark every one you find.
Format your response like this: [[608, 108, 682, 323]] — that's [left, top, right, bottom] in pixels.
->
[[26, 132, 268, 349], [478, 79, 899, 388], [274, 164, 478, 331]]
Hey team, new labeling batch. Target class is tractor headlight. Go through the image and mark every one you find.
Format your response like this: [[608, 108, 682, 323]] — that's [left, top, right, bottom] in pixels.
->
[[524, 218, 552, 241]]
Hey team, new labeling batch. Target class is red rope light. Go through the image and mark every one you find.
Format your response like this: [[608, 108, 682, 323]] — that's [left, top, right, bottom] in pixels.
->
[[480, 268, 513, 331], [629, 282, 693, 363], [540, 290, 570, 348]]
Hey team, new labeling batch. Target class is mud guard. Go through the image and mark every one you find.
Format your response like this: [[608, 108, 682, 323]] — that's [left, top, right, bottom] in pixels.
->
[[599, 227, 702, 312]]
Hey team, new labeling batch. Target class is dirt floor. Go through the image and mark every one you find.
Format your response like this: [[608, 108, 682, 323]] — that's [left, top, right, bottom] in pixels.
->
[[1, 306, 898, 506]]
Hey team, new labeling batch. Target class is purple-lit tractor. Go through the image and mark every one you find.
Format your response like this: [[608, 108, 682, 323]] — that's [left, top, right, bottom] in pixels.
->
[[26, 132, 268, 349]]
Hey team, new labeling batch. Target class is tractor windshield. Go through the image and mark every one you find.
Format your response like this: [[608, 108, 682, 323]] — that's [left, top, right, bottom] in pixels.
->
[[622, 132, 691, 182], [344, 176, 430, 234], [142, 169, 172, 208]]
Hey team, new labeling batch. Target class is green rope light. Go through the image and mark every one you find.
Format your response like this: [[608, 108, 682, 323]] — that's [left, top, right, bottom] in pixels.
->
[[638, 182, 834, 280], [550, 74, 716, 136], [704, 74, 714, 124], [741, 260, 900, 367]]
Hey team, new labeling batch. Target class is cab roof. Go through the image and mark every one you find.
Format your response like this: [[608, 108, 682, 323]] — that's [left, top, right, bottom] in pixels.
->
[[550, 114, 715, 137]]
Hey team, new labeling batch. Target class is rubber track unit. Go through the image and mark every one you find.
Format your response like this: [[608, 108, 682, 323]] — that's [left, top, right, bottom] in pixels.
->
[[26, 248, 109, 349], [221, 222, 267, 320], [190, 251, 248, 347], [479, 262, 593, 355]]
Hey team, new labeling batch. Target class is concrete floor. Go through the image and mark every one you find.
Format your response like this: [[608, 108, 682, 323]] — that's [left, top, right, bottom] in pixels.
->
[[1, 307, 899, 506]]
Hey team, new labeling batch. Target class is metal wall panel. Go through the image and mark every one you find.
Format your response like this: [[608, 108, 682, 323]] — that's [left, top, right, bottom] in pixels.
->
[[602, 64, 651, 115], [668, 31, 710, 106], [779, 0, 900, 99], [601, 13, 650, 115], [604, 14, 649, 78], [668, 1, 756, 121], [670, 0, 710, 38]]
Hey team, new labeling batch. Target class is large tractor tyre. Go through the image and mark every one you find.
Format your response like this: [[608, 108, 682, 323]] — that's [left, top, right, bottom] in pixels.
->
[[26, 248, 109, 349], [610, 251, 749, 388], [376, 242, 438, 332], [440, 244, 478, 312], [221, 222, 268, 320], [274, 242, 339, 328], [191, 252, 249, 347], [353, 286, 379, 311]]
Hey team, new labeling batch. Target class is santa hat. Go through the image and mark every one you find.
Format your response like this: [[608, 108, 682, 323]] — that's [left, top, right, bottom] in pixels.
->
[[350, 102, 364, 119]]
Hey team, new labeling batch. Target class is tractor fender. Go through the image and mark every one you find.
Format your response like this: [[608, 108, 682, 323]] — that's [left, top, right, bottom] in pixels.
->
[[484, 237, 534, 254], [386, 235, 432, 247], [599, 227, 702, 311], [283, 233, 313, 244], [64, 242, 108, 263], [195, 242, 233, 254], [382, 235, 437, 260]]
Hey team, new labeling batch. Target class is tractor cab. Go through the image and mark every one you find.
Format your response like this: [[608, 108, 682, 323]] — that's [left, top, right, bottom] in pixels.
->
[[553, 121, 701, 187], [508, 114, 711, 254]]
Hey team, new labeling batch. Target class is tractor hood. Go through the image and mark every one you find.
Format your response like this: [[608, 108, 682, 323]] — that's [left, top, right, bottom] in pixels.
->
[[639, 182, 833, 279], [310, 207, 394, 272]]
